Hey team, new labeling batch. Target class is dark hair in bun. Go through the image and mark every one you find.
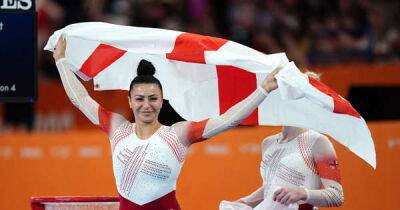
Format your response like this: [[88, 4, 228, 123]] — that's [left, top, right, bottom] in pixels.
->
[[129, 59, 163, 95], [137, 59, 156, 76]]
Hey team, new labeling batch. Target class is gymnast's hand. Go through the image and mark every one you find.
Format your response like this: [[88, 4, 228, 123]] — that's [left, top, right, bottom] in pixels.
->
[[53, 37, 66, 62], [262, 67, 280, 93], [273, 187, 307, 206]]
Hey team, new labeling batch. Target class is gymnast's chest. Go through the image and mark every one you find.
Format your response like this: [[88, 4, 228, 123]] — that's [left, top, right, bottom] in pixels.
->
[[112, 134, 181, 175], [261, 141, 314, 179]]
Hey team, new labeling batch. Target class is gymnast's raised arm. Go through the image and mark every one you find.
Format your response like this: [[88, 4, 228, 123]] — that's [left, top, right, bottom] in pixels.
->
[[53, 38, 127, 136], [172, 68, 280, 146]]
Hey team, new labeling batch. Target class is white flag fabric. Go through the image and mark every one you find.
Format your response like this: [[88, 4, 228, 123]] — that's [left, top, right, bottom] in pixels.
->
[[45, 22, 376, 169]]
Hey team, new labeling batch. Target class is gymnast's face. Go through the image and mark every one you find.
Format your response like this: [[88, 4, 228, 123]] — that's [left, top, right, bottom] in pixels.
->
[[129, 83, 163, 124]]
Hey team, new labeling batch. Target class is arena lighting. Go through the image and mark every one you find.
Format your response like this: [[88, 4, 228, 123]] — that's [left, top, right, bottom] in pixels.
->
[[0, 0, 36, 102]]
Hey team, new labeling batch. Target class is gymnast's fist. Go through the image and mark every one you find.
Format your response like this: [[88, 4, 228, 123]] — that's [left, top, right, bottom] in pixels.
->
[[53, 37, 66, 62], [262, 67, 280, 93]]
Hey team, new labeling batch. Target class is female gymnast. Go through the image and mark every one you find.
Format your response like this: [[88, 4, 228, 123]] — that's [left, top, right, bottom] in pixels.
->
[[53, 37, 280, 210], [220, 74, 344, 210]]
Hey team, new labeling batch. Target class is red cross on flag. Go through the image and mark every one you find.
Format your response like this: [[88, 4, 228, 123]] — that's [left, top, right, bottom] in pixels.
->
[[45, 22, 376, 169]]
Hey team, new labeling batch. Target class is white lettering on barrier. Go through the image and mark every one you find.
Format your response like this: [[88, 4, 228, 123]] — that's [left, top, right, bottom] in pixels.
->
[[79, 146, 102, 158], [239, 143, 260, 154], [388, 138, 400, 149], [20, 147, 43, 159], [204, 144, 230, 155], [50, 146, 71, 159]]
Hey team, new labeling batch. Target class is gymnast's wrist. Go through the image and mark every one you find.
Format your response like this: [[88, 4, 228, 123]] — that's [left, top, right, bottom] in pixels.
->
[[302, 187, 310, 202], [257, 86, 269, 96], [55, 57, 67, 65]]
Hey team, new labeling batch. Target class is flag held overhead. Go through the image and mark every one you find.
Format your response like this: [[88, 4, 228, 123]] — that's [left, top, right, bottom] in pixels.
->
[[45, 22, 376, 169]]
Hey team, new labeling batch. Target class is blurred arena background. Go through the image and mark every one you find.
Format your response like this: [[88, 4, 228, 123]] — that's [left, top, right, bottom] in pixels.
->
[[1, 0, 400, 209]]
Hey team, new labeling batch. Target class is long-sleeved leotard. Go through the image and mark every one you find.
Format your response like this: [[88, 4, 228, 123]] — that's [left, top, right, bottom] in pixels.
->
[[234, 130, 344, 210], [56, 58, 269, 209]]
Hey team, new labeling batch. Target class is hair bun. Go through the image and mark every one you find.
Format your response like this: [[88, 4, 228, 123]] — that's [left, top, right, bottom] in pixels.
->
[[137, 59, 156, 76]]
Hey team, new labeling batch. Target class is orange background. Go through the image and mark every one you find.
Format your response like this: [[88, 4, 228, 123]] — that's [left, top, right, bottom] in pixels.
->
[[1, 121, 399, 210]]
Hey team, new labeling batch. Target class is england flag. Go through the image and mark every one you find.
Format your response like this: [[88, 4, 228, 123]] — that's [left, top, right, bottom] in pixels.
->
[[45, 22, 376, 169]]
